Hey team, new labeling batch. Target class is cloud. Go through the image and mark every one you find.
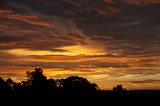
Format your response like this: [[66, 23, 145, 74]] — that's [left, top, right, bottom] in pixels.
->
[[125, 79, 160, 83], [1, 0, 160, 55], [0, 2, 86, 51], [0, 0, 160, 89], [14, 60, 130, 69]]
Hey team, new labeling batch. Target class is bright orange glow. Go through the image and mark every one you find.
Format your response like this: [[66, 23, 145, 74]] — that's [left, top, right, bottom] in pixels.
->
[[3, 42, 106, 56], [0, 0, 160, 90]]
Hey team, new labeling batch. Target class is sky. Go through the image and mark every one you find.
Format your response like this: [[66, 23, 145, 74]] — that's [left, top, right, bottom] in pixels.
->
[[0, 0, 160, 90]]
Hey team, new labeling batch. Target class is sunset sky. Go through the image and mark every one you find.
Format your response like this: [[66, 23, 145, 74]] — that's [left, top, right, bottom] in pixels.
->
[[0, 0, 160, 90]]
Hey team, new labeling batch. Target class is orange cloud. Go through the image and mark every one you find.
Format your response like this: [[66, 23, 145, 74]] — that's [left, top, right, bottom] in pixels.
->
[[0, 9, 54, 27], [0, 0, 160, 90]]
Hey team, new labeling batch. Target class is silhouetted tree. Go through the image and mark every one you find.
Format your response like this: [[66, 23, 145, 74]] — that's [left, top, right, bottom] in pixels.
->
[[0, 77, 12, 96], [0, 68, 135, 97], [26, 68, 47, 96], [58, 76, 99, 96], [113, 85, 127, 96], [13, 83, 24, 96], [47, 78, 57, 96], [6, 78, 15, 88]]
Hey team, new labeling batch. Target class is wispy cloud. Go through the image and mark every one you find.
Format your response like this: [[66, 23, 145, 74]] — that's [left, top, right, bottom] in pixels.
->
[[0, 0, 160, 89]]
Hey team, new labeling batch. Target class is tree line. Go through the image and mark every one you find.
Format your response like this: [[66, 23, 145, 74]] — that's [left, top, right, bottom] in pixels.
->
[[0, 68, 126, 97]]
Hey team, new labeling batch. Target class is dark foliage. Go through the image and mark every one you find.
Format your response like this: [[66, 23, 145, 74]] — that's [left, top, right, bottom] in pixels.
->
[[57, 76, 99, 96], [0, 68, 99, 97], [113, 85, 127, 96], [0, 68, 159, 98]]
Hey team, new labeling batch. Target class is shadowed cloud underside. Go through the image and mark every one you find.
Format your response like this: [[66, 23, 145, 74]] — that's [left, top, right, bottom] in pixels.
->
[[0, 0, 160, 90]]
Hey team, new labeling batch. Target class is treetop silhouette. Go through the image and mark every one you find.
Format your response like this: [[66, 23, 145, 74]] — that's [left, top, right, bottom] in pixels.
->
[[0, 68, 100, 97]]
